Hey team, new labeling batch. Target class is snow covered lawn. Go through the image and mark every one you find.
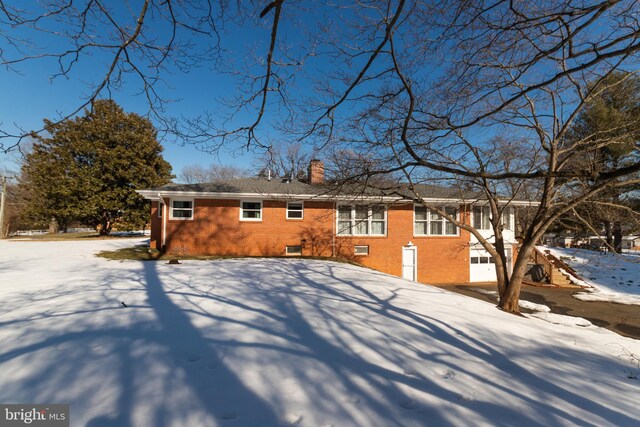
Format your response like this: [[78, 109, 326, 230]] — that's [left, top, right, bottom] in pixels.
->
[[542, 246, 640, 305], [1, 239, 639, 427]]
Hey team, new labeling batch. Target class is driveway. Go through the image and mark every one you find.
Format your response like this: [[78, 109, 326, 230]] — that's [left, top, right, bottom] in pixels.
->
[[439, 284, 640, 340]]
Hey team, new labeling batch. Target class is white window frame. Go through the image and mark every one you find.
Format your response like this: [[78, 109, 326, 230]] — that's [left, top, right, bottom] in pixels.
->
[[169, 198, 194, 220], [336, 204, 387, 236], [501, 206, 513, 230], [354, 245, 369, 256], [240, 200, 263, 221], [413, 205, 459, 236], [286, 201, 304, 220], [472, 205, 491, 230]]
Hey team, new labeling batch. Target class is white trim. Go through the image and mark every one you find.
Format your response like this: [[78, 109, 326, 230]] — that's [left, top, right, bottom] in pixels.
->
[[158, 194, 168, 249], [136, 189, 538, 206], [240, 200, 263, 222], [286, 201, 304, 220], [472, 205, 491, 230], [169, 198, 194, 220]]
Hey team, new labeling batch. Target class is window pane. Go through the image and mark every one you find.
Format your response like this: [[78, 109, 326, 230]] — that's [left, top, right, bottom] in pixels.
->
[[429, 209, 442, 220], [502, 207, 511, 229], [482, 206, 491, 230], [371, 221, 384, 235], [354, 245, 369, 255], [338, 206, 352, 220], [355, 205, 368, 220], [287, 203, 303, 219], [337, 221, 351, 235], [242, 210, 261, 219], [415, 206, 427, 221], [286, 245, 302, 255], [173, 209, 192, 218], [173, 201, 192, 209], [355, 220, 368, 235], [480, 257, 489, 264], [243, 202, 261, 210], [473, 206, 482, 229], [372, 206, 385, 220], [470, 257, 479, 264], [430, 221, 443, 235], [414, 222, 428, 235], [445, 222, 457, 235]]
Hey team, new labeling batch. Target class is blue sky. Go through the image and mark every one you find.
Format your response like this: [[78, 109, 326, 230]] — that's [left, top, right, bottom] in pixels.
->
[[0, 2, 289, 177]]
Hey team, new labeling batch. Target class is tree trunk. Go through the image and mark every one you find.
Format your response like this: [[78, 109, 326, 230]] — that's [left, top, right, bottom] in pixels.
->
[[99, 211, 112, 236], [48, 217, 59, 234], [613, 221, 622, 253], [498, 243, 535, 314], [604, 220, 612, 249]]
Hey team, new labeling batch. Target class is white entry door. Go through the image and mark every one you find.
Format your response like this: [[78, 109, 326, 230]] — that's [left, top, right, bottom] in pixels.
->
[[402, 246, 417, 281]]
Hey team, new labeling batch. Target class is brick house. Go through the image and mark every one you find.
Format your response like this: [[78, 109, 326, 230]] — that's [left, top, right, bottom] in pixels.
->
[[137, 160, 526, 284]]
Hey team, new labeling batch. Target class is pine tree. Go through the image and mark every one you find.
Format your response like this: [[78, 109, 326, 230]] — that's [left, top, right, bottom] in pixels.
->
[[20, 100, 173, 234], [566, 72, 640, 251]]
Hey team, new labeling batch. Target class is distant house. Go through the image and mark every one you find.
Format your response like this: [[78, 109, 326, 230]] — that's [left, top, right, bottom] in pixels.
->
[[137, 160, 531, 284], [622, 236, 640, 251]]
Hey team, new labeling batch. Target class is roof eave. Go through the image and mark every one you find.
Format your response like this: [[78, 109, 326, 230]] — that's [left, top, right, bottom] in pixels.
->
[[137, 189, 538, 205]]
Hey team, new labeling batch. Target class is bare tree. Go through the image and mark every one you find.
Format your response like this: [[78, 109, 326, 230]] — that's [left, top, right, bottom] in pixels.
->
[[255, 142, 310, 180], [179, 163, 249, 184]]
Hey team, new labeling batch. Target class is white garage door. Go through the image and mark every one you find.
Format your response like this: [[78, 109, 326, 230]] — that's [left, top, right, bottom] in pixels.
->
[[470, 248, 511, 282], [470, 249, 496, 282]]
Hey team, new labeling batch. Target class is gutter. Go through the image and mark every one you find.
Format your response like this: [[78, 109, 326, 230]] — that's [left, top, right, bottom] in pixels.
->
[[136, 189, 538, 206], [158, 192, 167, 250]]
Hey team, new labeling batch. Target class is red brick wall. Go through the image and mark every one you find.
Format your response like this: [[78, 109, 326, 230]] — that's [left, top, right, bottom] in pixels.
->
[[334, 203, 470, 284], [149, 201, 162, 249], [155, 198, 471, 284]]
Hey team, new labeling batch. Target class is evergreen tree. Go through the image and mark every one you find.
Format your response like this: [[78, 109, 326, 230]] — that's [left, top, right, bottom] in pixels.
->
[[566, 72, 640, 251], [20, 100, 173, 234]]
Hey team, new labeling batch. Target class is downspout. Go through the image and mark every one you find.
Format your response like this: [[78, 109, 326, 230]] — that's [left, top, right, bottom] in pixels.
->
[[332, 200, 336, 258], [158, 193, 168, 251]]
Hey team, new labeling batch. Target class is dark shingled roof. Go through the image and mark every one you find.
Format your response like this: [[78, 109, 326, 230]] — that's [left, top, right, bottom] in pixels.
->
[[146, 177, 485, 200]]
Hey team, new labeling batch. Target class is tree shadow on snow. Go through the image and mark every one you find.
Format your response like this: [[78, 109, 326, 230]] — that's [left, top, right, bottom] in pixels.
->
[[0, 258, 638, 426]]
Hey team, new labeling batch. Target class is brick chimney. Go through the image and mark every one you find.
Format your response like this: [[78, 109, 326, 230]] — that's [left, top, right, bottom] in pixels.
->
[[308, 159, 324, 184]]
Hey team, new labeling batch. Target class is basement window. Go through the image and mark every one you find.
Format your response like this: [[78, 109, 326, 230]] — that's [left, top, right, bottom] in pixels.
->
[[354, 245, 369, 256], [286, 245, 302, 256]]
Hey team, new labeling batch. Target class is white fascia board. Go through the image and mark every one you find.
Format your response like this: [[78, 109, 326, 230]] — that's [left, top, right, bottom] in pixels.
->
[[458, 199, 540, 207], [136, 190, 162, 201], [136, 189, 538, 206], [138, 190, 401, 203]]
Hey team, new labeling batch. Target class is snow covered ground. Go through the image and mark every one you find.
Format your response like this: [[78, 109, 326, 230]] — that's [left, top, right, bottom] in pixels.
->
[[542, 246, 640, 305], [1, 239, 639, 427]]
